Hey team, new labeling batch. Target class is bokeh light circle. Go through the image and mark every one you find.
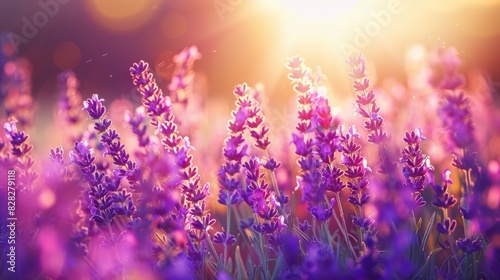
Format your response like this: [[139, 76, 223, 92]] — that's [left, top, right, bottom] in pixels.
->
[[160, 12, 188, 40], [52, 41, 81, 70], [86, 0, 154, 32], [155, 50, 176, 79]]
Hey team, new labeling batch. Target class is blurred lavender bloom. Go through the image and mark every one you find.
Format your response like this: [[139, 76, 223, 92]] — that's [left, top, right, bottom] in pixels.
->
[[124, 106, 150, 147], [400, 128, 433, 208], [347, 54, 388, 146], [339, 125, 371, 209], [431, 169, 457, 210], [3, 117, 37, 190], [299, 220, 311, 233], [239, 217, 254, 229], [58, 71, 84, 126], [212, 230, 236, 245], [1, 58, 35, 128], [300, 245, 337, 279], [439, 91, 475, 151], [436, 218, 457, 235], [216, 271, 233, 280], [169, 46, 201, 105], [429, 47, 464, 91]]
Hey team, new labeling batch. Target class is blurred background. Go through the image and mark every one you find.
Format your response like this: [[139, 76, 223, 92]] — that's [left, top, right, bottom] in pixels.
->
[[1, 0, 500, 96], [2, 2, 500, 278], [1, 0, 500, 133]]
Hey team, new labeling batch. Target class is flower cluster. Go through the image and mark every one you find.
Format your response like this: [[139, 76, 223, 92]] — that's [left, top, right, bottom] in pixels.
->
[[346, 54, 402, 194], [439, 91, 475, 153], [217, 83, 250, 207], [124, 106, 149, 148], [288, 57, 336, 221], [429, 47, 464, 91], [130, 58, 213, 272], [286, 56, 317, 134], [3, 117, 37, 191], [243, 157, 282, 237], [1, 58, 35, 128], [431, 169, 458, 250], [168, 46, 201, 105], [347, 54, 387, 146], [129, 60, 171, 128], [456, 236, 483, 254], [339, 125, 374, 251], [400, 128, 433, 209], [246, 87, 271, 151], [74, 95, 137, 224], [58, 71, 84, 127], [2, 46, 499, 280]]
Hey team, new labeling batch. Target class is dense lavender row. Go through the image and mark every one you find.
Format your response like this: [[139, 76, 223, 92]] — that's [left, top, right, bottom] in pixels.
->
[[1, 46, 500, 279]]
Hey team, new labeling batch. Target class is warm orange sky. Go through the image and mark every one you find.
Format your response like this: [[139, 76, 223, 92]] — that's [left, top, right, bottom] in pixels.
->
[[1, 0, 500, 106]]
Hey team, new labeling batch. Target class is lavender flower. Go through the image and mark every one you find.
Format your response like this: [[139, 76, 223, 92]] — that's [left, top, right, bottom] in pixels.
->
[[243, 157, 280, 222], [168, 46, 201, 105], [246, 88, 271, 151], [429, 47, 464, 91], [213, 230, 236, 245], [439, 91, 475, 152], [456, 237, 483, 254], [217, 84, 250, 204], [339, 125, 371, 209], [58, 71, 84, 126], [130, 60, 171, 127], [3, 117, 37, 191], [300, 245, 337, 279], [124, 106, 149, 148], [130, 58, 214, 275], [288, 57, 336, 222], [436, 218, 457, 235], [2, 44, 499, 279], [77, 94, 138, 228], [286, 56, 317, 134], [1, 58, 35, 128], [400, 128, 433, 209], [347, 54, 387, 145], [431, 169, 457, 210]]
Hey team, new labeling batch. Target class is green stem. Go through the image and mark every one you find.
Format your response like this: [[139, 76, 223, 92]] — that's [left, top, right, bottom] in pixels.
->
[[411, 209, 421, 246], [233, 205, 252, 249], [106, 222, 115, 242], [462, 165, 472, 237], [106, 222, 129, 280], [253, 213, 269, 279], [224, 201, 232, 270], [356, 204, 364, 256], [335, 192, 356, 259], [442, 209, 459, 270]]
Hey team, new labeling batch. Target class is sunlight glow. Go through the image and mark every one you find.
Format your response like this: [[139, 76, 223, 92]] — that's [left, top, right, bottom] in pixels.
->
[[283, 0, 359, 20], [86, 0, 154, 32]]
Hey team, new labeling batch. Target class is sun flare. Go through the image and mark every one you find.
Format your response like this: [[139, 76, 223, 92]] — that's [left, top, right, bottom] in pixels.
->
[[282, 0, 359, 20]]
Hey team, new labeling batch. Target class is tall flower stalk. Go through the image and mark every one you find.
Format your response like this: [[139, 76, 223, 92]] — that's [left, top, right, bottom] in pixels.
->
[[216, 83, 249, 272], [1, 45, 499, 279], [338, 125, 373, 256], [3, 118, 37, 192], [168, 46, 201, 106], [346, 54, 393, 174], [130, 60, 214, 276], [287, 56, 355, 261]]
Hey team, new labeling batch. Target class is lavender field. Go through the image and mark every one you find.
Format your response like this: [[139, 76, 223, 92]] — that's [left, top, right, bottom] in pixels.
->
[[1, 1, 500, 279]]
